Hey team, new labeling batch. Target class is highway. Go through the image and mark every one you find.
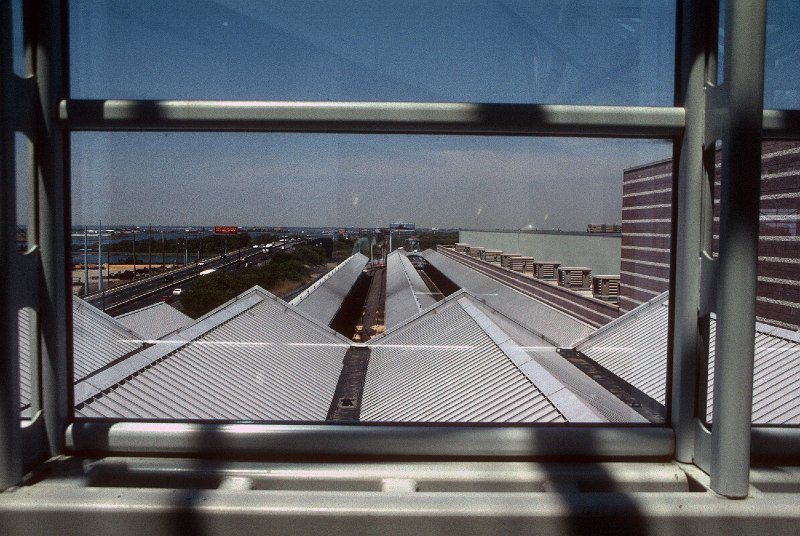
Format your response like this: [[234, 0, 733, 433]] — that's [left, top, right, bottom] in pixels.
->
[[86, 240, 300, 316]]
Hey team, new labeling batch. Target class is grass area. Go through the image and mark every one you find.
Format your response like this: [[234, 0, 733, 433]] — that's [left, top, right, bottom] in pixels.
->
[[180, 245, 327, 318]]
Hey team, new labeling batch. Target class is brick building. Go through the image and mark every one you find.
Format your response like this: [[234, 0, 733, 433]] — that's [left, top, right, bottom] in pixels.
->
[[620, 141, 799, 331]]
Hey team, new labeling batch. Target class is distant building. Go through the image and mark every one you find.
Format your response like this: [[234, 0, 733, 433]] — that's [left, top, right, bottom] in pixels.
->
[[587, 223, 622, 233]]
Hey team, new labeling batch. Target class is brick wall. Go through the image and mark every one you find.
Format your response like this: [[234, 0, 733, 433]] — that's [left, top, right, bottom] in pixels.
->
[[620, 141, 800, 331], [619, 159, 673, 313]]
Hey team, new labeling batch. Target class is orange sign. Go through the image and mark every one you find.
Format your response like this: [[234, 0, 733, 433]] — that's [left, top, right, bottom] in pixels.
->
[[214, 226, 238, 234]]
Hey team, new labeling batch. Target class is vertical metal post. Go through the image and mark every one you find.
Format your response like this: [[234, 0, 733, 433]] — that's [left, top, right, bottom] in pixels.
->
[[709, 0, 766, 498], [35, 0, 70, 458], [0, 0, 23, 490], [670, 0, 709, 463]]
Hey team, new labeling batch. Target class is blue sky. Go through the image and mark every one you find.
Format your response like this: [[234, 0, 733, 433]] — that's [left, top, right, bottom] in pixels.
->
[[60, 1, 797, 229]]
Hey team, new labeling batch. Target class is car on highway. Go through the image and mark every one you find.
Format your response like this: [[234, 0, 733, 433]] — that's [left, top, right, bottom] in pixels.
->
[[172, 288, 182, 296]]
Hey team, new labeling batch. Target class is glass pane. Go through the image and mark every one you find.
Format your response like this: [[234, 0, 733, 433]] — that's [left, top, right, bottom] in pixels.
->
[[706, 140, 800, 426], [69, 0, 675, 106], [765, 0, 800, 109], [11, 0, 25, 76], [70, 133, 672, 424], [15, 132, 30, 253]]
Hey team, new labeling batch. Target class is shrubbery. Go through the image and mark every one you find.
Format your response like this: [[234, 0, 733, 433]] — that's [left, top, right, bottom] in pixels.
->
[[181, 245, 326, 318]]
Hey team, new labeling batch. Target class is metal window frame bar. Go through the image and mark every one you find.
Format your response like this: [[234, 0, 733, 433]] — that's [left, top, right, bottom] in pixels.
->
[[2, 0, 799, 496], [0, 0, 22, 491], [707, 0, 767, 498], [65, 422, 674, 459], [57, 100, 795, 138], [59, 100, 685, 137]]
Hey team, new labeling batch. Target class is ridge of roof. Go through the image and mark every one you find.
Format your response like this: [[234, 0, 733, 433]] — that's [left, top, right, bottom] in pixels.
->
[[366, 290, 608, 422], [289, 252, 368, 307], [367, 288, 472, 343], [73, 295, 145, 341], [456, 297, 605, 422], [362, 292, 566, 423], [384, 250, 439, 331], [573, 291, 669, 350], [419, 248, 594, 346], [73, 285, 351, 405], [116, 301, 193, 340]]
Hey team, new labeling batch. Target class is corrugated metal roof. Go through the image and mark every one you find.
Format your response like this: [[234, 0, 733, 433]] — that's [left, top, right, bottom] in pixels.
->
[[467, 299, 647, 423], [18, 308, 32, 417], [576, 292, 800, 425], [116, 302, 193, 340], [384, 251, 438, 331], [72, 298, 149, 379], [75, 286, 349, 421], [575, 293, 669, 405], [290, 253, 368, 327], [19, 298, 148, 412], [363, 291, 603, 423], [707, 317, 800, 425], [420, 249, 594, 347]]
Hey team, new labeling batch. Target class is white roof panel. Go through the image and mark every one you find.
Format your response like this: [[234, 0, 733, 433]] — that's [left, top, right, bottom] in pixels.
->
[[420, 249, 594, 347], [363, 293, 594, 423], [117, 301, 193, 340], [291, 253, 368, 327], [75, 287, 350, 421]]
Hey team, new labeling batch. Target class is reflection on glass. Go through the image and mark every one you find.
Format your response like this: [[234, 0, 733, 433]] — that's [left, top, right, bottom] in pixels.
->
[[15, 133, 29, 253], [765, 0, 800, 109], [66, 134, 674, 424], [69, 0, 675, 105], [706, 140, 800, 426]]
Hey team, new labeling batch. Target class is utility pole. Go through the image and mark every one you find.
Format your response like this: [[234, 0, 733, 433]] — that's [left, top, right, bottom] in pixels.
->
[[148, 223, 152, 275], [161, 230, 165, 270]]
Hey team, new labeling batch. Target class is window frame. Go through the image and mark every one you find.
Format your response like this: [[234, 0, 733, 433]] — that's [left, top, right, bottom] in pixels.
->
[[2, 0, 799, 498]]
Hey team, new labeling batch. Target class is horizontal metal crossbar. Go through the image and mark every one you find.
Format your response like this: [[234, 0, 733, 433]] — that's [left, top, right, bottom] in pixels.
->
[[59, 100, 686, 137], [66, 422, 674, 459], [762, 109, 800, 139]]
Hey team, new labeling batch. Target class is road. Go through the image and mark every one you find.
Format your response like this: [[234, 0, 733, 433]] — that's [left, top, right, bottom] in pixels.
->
[[86, 241, 301, 316]]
